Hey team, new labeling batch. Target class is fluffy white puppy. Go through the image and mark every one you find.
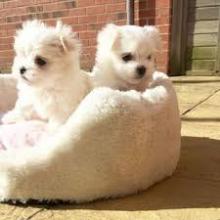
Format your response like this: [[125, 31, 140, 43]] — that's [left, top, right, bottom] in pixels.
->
[[91, 24, 161, 91], [2, 20, 90, 129]]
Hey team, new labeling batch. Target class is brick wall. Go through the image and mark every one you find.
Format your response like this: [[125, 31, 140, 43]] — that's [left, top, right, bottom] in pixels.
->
[[135, 0, 172, 72], [0, 0, 172, 73]]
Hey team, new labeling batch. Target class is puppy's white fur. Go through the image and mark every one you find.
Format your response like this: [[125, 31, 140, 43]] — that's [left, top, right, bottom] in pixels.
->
[[92, 24, 161, 91], [2, 20, 90, 129]]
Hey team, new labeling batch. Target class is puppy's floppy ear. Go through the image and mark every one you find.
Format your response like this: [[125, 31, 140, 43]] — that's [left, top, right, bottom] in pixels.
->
[[55, 20, 81, 53], [97, 23, 121, 51], [143, 25, 161, 51]]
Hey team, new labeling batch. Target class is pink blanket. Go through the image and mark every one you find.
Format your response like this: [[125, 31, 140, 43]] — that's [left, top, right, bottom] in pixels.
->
[[0, 117, 49, 150]]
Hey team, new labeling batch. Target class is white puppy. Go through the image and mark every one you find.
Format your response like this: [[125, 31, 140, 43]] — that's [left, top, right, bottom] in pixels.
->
[[2, 20, 90, 129], [91, 24, 161, 91]]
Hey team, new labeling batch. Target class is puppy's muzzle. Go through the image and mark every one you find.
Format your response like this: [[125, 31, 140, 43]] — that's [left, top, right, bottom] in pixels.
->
[[20, 67, 27, 75], [136, 66, 146, 78]]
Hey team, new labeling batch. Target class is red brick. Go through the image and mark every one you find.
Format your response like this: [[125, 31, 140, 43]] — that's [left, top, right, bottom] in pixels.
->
[[95, 0, 113, 4], [157, 25, 170, 33], [81, 39, 90, 47], [44, 3, 67, 12], [0, 36, 14, 44], [0, 44, 13, 51], [73, 24, 87, 32], [86, 5, 105, 15], [76, 0, 95, 7], [106, 3, 125, 13], [79, 31, 97, 39], [157, 8, 171, 16], [0, 30, 7, 38], [155, 16, 170, 25], [68, 8, 86, 17], [156, 0, 171, 8], [114, 20, 126, 25], [97, 14, 114, 22], [87, 23, 104, 31], [160, 33, 170, 42], [78, 15, 97, 24], [89, 38, 97, 46], [95, 0, 124, 4], [62, 17, 78, 25], [0, 50, 14, 57]]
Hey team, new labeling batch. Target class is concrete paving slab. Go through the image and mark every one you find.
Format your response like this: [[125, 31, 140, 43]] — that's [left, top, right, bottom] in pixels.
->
[[172, 76, 220, 83], [21, 209, 220, 220], [0, 204, 44, 220], [174, 82, 220, 114], [183, 91, 220, 118], [181, 121, 220, 140], [180, 85, 220, 139]]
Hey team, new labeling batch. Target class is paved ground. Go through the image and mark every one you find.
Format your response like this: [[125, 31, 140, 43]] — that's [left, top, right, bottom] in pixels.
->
[[0, 76, 220, 220]]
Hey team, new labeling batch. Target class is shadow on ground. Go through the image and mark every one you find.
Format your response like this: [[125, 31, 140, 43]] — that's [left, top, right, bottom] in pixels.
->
[[13, 136, 220, 211]]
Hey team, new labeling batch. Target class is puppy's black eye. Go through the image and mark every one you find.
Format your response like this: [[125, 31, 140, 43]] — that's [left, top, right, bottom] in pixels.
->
[[35, 56, 47, 67], [147, 55, 152, 60], [122, 53, 133, 62]]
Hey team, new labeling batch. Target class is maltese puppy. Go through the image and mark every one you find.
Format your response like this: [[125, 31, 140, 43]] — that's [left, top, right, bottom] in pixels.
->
[[91, 24, 161, 91], [2, 20, 90, 129]]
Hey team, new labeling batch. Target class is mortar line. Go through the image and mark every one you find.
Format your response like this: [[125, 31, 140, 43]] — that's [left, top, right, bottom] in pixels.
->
[[181, 88, 220, 116], [24, 208, 45, 220]]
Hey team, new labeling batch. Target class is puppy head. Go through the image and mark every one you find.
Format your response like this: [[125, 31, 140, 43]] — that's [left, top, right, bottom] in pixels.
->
[[96, 24, 161, 87], [13, 20, 81, 87]]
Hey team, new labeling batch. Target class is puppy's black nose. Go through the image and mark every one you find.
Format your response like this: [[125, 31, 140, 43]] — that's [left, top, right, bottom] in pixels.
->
[[20, 67, 26, 75], [136, 66, 146, 78]]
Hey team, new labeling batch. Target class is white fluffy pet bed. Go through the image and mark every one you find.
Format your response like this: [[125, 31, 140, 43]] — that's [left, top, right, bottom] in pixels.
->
[[0, 71, 181, 203]]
